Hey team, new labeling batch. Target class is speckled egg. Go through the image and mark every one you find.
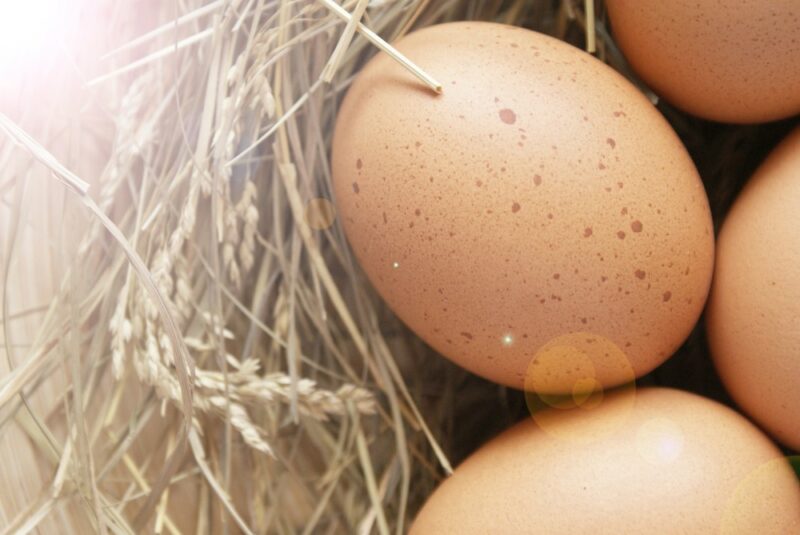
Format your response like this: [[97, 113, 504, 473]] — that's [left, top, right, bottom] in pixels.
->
[[707, 126, 800, 450], [332, 22, 714, 392], [606, 0, 800, 123], [410, 388, 800, 534]]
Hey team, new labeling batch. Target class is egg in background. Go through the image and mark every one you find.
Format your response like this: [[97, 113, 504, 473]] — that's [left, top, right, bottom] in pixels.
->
[[410, 388, 800, 534], [707, 126, 800, 451], [332, 22, 714, 393], [606, 0, 800, 123]]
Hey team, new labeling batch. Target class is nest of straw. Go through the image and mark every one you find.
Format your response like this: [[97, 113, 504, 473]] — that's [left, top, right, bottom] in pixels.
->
[[0, 0, 796, 533]]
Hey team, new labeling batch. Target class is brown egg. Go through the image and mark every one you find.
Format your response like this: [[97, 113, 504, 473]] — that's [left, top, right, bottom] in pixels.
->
[[606, 0, 800, 124], [411, 388, 800, 534], [332, 22, 714, 392], [707, 126, 800, 450]]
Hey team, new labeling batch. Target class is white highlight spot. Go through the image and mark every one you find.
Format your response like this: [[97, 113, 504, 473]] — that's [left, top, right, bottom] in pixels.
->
[[636, 417, 684, 465], [0, 0, 74, 76], [391, 261, 400, 269], [501, 334, 514, 347]]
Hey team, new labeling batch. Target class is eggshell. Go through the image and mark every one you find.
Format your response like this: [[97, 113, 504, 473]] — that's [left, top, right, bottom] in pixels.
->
[[707, 126, 800, 450], [410, 388, 800, 534], [606, 0, 800, 123], [332, 22, 714, 392]]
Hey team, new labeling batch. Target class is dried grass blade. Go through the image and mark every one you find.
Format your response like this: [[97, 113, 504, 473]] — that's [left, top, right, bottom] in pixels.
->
[[1, 494, 58, 535], [351, 404, 390, 535], [227, 79, 324, 168], [101, 0, 224, 60], [316, 0, 442, 93], [321, 0, 370, 83], [88, 29, 214, 87], [188, 429, 255, 535], [585, 0, 596, 52], [0, 114, 89, 194]]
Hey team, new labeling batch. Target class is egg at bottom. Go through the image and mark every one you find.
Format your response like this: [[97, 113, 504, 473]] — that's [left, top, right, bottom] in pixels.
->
[[331, 21, 714, 392], [410, 388, 800, 535], [605, 0, 800, 123], [707, 126, 800, 451]]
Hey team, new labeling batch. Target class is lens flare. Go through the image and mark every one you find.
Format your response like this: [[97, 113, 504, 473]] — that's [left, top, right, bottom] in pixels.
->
[[524, 332, 636, 443], [635, 417, 685, 465], [0, 0, 73, 77], [721, 455, 800, 534]]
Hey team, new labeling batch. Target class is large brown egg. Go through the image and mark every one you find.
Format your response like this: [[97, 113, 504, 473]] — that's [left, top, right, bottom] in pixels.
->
[[707, 126, 800, 450], [411, 388, 800, 534], [606, 0, 800, 123], [332, 22, 714, 392]]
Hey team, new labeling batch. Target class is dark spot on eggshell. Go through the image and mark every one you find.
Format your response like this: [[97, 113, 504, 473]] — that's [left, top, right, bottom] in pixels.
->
[[553, 273, 560, 279], [663, 291, 672, 302], [635, 269, 646, 279], [415, 209, 421, 216], [356, 158, 362, 170], [499, 108, 517, 124], [617, 231, 626, 239], [631, 220, 643, 232], [512, 202, 521, 213], [533, 174, 542, 186], [460, 332, 473, 340], [352, 182, 360, 194], [584, 227, 593, 237], [607, 138, 616, 148]]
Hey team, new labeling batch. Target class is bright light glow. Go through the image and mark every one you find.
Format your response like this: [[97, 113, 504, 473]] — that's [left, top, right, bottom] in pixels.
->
[[0, 0, 72, 76], [501, 333, 514, 346], [636, 417, 685, 465]]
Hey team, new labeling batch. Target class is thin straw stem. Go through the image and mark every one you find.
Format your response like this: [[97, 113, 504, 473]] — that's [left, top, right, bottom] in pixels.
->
[[316, 0, 443, 94]]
